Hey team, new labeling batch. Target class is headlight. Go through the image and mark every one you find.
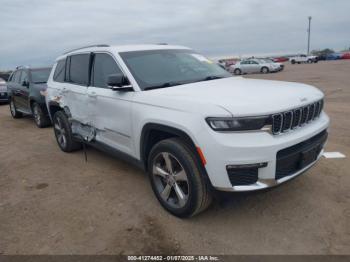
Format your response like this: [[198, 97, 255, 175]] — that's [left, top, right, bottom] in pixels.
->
[[206, 117, 270, 131]]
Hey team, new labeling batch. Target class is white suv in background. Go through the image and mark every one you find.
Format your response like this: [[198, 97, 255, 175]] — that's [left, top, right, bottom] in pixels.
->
[[46, 44, 329, 217], [290, 54, 318, 64]]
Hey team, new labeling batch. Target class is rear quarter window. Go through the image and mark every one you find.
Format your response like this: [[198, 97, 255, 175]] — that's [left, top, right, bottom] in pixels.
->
[[53, 59, 66, 82]]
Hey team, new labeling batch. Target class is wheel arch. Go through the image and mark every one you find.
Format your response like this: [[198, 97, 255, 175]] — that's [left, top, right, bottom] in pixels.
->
[[29, 97, 48, 113], [140, 123, 204, 172], [48, 101, 63, 120]]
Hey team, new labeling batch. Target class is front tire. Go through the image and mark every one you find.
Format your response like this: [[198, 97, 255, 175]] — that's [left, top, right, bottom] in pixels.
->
[[261, 67, 269, 74], [53, 111, 82, 152], [148, 138, 212, 218], [32, 102, 51, 128], [9, 98, 23, 118]]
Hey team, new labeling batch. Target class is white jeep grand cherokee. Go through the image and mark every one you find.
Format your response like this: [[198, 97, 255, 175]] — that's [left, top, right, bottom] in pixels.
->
[[46, 44, 329, 217]]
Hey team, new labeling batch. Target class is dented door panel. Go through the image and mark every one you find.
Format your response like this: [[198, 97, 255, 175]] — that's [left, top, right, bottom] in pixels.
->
[[62, 83, 89, 124]]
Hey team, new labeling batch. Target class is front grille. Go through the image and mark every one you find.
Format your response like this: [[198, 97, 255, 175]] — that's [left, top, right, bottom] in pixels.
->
[[292, 108, 302, 128], [272, 100, 323, 135], [276, 130, 327, 179]]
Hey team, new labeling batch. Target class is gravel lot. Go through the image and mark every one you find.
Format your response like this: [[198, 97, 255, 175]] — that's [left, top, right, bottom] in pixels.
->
[[0, 60, 349, 255]]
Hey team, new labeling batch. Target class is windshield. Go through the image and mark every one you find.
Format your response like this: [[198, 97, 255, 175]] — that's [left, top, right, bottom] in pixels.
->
[[31, 68, 51, 83], [119, 49, 231, 90]]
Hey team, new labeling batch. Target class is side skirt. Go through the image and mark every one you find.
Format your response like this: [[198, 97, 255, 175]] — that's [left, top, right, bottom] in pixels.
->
[[83, 139, 145, 171]]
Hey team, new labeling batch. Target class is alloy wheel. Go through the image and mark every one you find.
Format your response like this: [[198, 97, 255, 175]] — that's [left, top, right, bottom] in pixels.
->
[[152, 152, 189, 208], [10, 100, 16, 116], [54, 116, 67, 148], [33, 105, 41, 125]]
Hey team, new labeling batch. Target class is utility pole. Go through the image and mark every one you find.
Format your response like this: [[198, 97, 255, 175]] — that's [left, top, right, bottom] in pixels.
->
[[307, 16, 312, 55]]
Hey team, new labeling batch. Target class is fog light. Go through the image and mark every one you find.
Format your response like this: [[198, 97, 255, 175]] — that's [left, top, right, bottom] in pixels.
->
[[226, 162, 268, 186]]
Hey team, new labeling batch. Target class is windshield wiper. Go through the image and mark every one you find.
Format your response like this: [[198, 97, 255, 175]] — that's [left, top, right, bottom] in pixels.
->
[[34, 81, 47, 84], [192, 75, 226, 84], [143, 81, 183, 91], [202, 75, 225, 81]]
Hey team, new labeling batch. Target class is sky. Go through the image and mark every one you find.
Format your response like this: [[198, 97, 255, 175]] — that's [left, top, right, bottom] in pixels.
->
[[0, 0, 350, 70]]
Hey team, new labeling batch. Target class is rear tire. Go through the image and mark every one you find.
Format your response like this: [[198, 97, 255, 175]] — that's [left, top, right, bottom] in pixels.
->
[[53, 110, 82, 152], [234, 68, 242, 75], [9, 98, 23, 119], [291, 60, 296, 64], [32, 102, 51, 128], [148, 138, 212, 218]]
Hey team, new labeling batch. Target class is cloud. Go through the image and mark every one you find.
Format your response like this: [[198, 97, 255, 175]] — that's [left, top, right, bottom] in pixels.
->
[[0, 0, 349, 69]]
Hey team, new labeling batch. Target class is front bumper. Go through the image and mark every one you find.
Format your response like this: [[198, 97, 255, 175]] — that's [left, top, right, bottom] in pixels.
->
[[218, 148, 324, 192], [199, 112, 330, 192], [270, 67, 281, 72]]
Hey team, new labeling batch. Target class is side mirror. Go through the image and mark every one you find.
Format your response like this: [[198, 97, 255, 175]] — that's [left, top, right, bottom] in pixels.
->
[[22, 81, 29, 87], [107, 73, 133, 92]]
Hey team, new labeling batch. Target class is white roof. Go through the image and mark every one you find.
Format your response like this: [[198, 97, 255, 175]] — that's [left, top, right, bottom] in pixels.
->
[[56, 44, 191, 61]]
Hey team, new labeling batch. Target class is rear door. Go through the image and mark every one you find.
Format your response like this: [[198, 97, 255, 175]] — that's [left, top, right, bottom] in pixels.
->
[[243, 61, 255, 73], [87, 52, 134, 155], [10, 70, 23, 109], [64, 53, 90, 124], [17, 70, 30, 111], [239, 61, 249, 73]]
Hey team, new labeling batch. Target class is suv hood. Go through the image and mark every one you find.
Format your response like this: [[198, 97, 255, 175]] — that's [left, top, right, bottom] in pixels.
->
[[146, 77, 324, 116]]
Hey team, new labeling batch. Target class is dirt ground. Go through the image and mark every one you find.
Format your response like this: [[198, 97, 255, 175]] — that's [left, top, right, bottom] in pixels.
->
[[0, 60, 349, 255]]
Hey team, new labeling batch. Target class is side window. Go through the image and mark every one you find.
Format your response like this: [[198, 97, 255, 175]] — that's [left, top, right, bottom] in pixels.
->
[[68, 54, 90, 86], [20, 71, 28, 84], [92, 53, 123, 88], [14, 71, 22, 84], [53, 59, 66, 82]]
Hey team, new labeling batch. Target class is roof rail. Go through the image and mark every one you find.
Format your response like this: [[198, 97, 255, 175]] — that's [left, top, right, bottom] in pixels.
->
[[64, 44, 110, 54], [15, 65, 29, 70]]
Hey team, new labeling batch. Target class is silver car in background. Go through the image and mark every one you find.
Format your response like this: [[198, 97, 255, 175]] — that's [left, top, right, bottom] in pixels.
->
[[229, 59, 282, 75], [259, 58, 284, 72], [0, 78, 9, 103]]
